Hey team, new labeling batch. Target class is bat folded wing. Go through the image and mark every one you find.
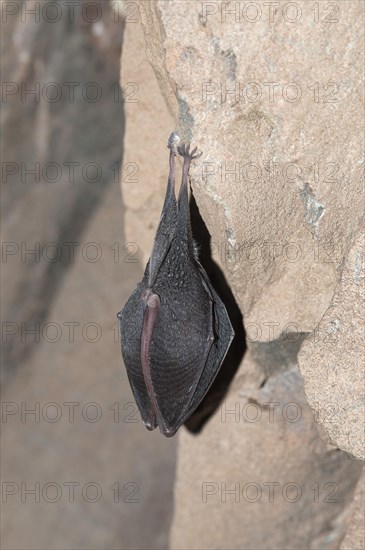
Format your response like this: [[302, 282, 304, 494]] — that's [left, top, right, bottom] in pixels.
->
[[118, 281, 158, 431], [118, 259, 234, 437]]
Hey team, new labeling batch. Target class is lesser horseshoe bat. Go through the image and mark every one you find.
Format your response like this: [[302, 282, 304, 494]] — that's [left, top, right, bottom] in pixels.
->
[[118, 133, 234, 436]]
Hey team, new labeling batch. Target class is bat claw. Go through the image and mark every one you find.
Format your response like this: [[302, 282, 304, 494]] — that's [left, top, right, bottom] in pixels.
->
[[177, 142, 203, 160]]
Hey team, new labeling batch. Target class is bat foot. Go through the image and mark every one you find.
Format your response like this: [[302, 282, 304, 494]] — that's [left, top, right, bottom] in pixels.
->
[[177, 142, 203, 160], [167, 132, 180, 154]]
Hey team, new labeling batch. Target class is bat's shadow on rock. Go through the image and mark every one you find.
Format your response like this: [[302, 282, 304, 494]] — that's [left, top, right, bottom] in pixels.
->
[[185, 193, 247, 434]]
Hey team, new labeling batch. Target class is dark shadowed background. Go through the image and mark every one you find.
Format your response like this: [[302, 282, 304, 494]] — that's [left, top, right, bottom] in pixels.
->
[[1, 2, 176, 548]]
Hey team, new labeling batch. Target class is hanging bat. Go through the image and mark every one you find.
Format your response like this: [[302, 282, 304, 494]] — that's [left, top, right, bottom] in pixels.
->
[[117, 133, 234, 437]]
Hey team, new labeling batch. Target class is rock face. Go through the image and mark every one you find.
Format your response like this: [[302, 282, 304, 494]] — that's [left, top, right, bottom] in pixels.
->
[[124, 0, 364, 547], [340, 467, 365, 550], [170, 352, 361, 550], [298, 227, 365, 460]]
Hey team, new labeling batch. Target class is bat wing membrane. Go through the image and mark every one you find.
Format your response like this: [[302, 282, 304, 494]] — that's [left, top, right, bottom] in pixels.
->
[[179, 266, 234, 426]]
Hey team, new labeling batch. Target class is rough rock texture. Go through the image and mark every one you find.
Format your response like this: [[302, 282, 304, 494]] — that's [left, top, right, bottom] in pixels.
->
[[298, 227, 365, 460], [170, 350, 362, 549], [119, 0, 365, 548], [340, 467, 365, 550]]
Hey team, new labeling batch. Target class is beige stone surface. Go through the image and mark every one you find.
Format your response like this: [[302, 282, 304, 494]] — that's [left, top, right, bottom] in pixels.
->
[[298, 226, 365, 460], [170, 349, 362, 550], [340, 467, 365, 550]]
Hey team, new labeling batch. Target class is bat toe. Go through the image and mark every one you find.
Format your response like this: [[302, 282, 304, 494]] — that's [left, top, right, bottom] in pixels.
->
[[177, 142, 203, 160]]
